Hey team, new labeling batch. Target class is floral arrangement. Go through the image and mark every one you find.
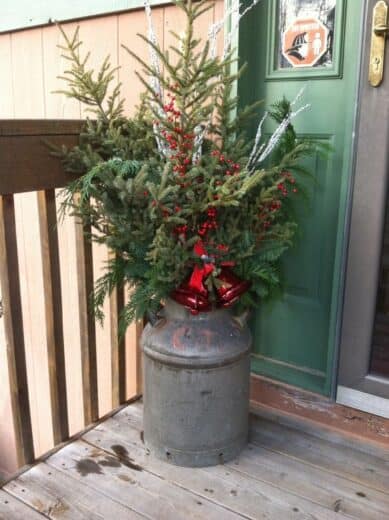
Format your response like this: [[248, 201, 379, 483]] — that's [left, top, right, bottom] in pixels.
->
[[55, 0, 315, 331]]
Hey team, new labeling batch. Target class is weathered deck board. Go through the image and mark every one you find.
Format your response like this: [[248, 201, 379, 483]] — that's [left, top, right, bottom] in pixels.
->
[[91, 402, 389, 520], [2, 400, 389, 519], [46, 440, 243, 520], [250, 417, 389, 494], [83, 419, 348, 519], [3, 463, 145, 519], [232, 444, 389, 520], [0, 489, 45, 519]]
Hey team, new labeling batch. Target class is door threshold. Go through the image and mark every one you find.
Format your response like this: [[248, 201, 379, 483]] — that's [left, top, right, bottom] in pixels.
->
[[337, 385, 389, 419], [250, 375, 389, 453]]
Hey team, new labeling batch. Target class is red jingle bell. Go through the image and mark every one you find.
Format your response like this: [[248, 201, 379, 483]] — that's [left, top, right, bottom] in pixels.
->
[[171, 282, 212, 314], [216, 268, 251, 307]]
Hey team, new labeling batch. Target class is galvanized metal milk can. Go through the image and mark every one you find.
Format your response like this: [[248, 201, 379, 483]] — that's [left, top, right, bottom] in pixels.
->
[[141, 298, 252, 467]]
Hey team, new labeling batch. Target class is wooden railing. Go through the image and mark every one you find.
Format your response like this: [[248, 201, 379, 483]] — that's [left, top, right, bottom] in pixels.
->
[[0, 120, 140, 470]]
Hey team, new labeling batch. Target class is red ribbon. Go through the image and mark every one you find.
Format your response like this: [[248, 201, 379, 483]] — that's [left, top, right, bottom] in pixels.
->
[[171, 240, 251, 313], [188, 241, 214, 296]]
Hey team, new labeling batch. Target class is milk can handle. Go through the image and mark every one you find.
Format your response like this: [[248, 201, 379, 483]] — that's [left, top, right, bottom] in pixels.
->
[[147, 308, 166, 327], [232, 309, 250, 329]]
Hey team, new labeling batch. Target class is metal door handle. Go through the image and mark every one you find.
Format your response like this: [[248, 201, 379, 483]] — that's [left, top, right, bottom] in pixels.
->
[[369, 1, 389, 87]]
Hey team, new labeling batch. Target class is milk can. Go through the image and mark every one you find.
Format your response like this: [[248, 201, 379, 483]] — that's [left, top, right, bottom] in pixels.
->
[[141, 298, 252, 467]]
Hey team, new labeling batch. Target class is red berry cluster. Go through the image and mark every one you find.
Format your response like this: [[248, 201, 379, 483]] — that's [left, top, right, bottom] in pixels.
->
[[211, 149, 241, 176], [198, 206, 218, 237], [159, 92, 195, 181], [174, 224, 188, 236], [163, 92, 181, 119], [259, 199, 282, 230], [277, 171, 298, 197]]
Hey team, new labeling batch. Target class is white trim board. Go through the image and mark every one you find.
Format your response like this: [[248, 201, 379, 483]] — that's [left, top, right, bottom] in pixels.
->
[[336, 385, 389, 419], [0, 0, 171, 34]]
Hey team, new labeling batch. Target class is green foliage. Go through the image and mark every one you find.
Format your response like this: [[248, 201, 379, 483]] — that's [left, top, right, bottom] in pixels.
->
[[55, 0, 316, 332]]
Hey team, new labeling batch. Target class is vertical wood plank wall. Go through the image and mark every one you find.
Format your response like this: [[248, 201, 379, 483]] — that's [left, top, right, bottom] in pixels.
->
[[0, 2, 223, 479]]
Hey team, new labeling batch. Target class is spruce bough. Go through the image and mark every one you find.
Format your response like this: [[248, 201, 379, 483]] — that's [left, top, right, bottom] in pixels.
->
[[55, 0, 316, 333]]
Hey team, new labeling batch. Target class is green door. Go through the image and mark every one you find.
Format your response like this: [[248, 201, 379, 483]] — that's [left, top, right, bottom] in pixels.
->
[[239, 0, 363, 395]]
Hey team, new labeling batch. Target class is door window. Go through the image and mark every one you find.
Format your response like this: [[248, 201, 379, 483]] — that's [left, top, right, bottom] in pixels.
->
[[278, 0, 337, 69], [266, 0, 345, 80]]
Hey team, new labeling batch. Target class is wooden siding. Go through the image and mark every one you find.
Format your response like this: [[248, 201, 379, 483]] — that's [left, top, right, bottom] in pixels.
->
[[0, 2, 223, 480]]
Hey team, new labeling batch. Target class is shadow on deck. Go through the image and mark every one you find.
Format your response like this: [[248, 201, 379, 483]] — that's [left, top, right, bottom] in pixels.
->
[[1, 400, 389, 519]]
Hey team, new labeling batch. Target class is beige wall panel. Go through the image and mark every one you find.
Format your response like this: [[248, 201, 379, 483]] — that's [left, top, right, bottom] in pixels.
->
[[43, 22, 84, 432], [74, 15, 119, 415], [163, 3, 186, 61], [0, 31, 17, 479], [214, 0, 225, 58], [76, 15, 119, 119], [163, 1, 214, 61], [42, 23, 81, 119], [10, 28, 45, 118], [126, 321, 143, 398], [125, 292, 142, 399], [118, 8, 164, 116], [10, 28, 53, 458], [0, 34, 14, 118], [55, 192, 85, 436], [93, 241, 113, 417], [14, 193, 54, 457], [0, 293, 18, 480]]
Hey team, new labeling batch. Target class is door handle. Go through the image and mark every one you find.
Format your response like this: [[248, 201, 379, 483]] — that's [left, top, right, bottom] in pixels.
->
[[369, 0, 389, 87]]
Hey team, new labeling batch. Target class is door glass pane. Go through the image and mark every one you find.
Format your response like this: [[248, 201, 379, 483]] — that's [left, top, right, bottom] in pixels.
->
[[278, 0, 337, 69], [370, 197, 389, 378]]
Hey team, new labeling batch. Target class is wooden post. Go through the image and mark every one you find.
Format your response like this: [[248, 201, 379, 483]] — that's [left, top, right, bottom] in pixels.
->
[[74, 203, 99, 425], [110, 281, 126, 408], [37, 189, 69, 443], [0, 195, 34, 465]]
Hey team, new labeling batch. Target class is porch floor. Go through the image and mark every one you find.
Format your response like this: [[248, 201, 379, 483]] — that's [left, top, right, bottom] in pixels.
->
[[1, 401, 389, 519]]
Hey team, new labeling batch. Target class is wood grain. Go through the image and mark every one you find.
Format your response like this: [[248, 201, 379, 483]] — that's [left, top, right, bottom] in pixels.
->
[[110, 281, 126, 408], [42, 23, 82, 119], [5, 401, 389, 520], [48, 440, 244, 520], [3, 462, 144, 519], [0, 120, 83, 136], [84, 416, 348, 520], [0, 35, 14, 118], [10, 28, 45, 118], [37, 189, 69, 444], [118, 7, 164, 116], [0, 195, 34, 465], [0, 489, 45, 520], [78, 15, 119, 120], [0, 137, 81, 195], [250, 416, 389, 494], [74, 207, 99, 425], [111, 403, 389, 519], [250, 375, 389, 449]]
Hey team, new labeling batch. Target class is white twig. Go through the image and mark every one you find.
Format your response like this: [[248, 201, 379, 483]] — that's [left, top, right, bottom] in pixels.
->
[[192, 124, 206, 164], [144, 0, 167, 156], [201, 0, 262, 162], [223, 0, 261, 58], [255, 104, 310, 166], [290, 85, 306, 107], [247, 111, 268, 171], [247, 84, 311, 171]]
